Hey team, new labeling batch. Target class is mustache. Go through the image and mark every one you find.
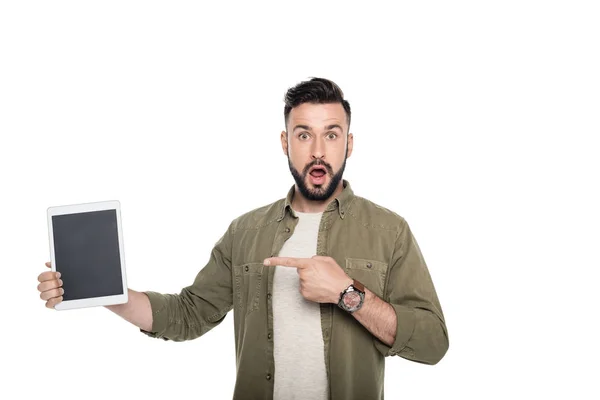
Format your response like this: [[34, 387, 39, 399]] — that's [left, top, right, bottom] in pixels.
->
[[303, 160, 333, 176]]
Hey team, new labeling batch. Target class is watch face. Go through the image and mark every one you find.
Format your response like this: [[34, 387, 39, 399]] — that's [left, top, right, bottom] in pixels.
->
[[343, 291, 362, 309]]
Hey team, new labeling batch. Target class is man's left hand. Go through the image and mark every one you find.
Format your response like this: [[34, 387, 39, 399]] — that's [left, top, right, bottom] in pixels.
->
[[263, 256, 353, 304]]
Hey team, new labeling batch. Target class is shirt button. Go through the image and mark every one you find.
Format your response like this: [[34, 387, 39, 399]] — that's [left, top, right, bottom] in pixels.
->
[[244, 265, 249, 272], [267, 293, 272, 299], [268, 333, 272, 339], [285, 227, 290, 233], [266, 374, 271, 381], [366, 262, 372, 268]]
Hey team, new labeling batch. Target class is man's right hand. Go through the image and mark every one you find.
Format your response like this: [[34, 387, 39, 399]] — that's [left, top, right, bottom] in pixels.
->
[[38, 262, 64, 309]]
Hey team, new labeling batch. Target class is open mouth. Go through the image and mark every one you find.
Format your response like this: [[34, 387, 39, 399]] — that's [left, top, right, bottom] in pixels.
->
[[308, 165, 327, 185], [309, 166, 327, 178]]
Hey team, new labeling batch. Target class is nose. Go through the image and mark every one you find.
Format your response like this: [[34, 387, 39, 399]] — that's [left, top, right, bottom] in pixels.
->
[[311, 136, 325, 160]]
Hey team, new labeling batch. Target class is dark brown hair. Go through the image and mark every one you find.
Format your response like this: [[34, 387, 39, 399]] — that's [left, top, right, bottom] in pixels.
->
[[283, 77, 351, 131]]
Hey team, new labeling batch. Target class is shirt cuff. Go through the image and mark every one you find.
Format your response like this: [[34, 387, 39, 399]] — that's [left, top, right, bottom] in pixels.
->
[[139, 291, 171, 341], [374, 303, 416, 356]]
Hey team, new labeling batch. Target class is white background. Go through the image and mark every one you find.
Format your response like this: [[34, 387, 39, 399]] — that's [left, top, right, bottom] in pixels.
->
[[1, 1, 599, 399]]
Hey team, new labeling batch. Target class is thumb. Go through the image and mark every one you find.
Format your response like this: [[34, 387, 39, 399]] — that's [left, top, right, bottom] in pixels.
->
[[45, 262, 51, 268]]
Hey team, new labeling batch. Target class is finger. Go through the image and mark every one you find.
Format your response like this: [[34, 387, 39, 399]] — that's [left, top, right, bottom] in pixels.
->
[[40, 287, 64, 301], [38, 270, 60, 283], [46, 296, 63, 309], [45, 262, 51, 268], [311, 255, 332, 262], [38, 271, 56, 282], [263, 257, 310, 268], [38, 279, 62, 293]]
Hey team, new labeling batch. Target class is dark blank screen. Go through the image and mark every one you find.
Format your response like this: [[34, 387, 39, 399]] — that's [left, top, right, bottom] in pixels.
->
[[52, 209, 124, 301]]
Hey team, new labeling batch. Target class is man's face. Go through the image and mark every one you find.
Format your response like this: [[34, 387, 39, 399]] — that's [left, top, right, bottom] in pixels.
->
[[281, 102, 354, 201]]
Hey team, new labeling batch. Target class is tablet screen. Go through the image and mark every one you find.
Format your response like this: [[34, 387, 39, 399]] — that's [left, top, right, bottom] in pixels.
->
[[52, 209, 124, 301]]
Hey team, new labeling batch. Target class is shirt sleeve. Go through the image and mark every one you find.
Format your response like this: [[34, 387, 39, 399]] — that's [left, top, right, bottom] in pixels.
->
[[139, 221, 235, 342], [373, 218, 449, 364]]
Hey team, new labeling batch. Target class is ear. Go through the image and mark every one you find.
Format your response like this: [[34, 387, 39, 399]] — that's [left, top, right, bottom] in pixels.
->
[[346, 132, 354, 158], [280, 130, 288, 156]]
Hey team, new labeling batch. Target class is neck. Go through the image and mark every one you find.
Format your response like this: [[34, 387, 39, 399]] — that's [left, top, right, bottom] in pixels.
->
[[291, 181, 344, 213]]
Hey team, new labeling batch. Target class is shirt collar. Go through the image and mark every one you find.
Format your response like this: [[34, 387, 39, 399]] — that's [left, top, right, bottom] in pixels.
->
[[277, 179, 355, 222]]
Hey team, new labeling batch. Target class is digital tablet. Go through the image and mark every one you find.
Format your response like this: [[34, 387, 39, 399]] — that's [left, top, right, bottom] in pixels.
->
[[47, 200, 128, 310]]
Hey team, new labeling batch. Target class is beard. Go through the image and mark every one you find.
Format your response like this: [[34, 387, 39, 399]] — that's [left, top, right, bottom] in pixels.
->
[[288, 146, 348, 202]]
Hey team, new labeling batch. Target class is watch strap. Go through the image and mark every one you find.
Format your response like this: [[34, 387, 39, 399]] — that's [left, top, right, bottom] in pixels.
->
[[351, 279, 365, 293]]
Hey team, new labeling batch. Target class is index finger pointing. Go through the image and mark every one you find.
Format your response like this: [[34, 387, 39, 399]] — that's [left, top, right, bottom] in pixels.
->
[[263, 257, 310, 268]]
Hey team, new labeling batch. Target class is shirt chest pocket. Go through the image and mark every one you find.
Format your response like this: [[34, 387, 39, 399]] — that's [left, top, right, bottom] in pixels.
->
[[344, 258, 389, 299], [233, 262, 264, 315]]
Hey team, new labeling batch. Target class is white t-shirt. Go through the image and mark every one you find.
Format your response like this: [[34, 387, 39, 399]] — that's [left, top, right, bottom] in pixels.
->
[[272, 209, 328, 400]]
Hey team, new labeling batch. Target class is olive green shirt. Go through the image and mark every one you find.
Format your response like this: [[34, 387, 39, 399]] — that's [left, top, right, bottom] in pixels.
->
[[141, 179, 449, 399]]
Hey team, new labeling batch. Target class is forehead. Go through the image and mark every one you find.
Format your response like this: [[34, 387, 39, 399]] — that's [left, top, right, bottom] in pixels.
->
[[288, 102, 347, 131]]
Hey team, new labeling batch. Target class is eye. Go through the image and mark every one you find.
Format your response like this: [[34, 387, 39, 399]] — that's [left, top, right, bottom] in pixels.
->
[[299, 132, 310, 140], [326, 132, 337, 139]]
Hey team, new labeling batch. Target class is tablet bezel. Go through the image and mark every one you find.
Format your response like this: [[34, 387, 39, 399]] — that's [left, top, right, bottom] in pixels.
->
[[47, 200, 128, 311]]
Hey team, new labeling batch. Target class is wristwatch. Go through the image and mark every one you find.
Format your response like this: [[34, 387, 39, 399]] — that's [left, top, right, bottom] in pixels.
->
[[337, 279, 365, 313]]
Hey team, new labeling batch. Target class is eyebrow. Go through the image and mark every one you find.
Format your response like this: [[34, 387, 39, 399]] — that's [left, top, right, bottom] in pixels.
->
[[292, 124, 344, 132]]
